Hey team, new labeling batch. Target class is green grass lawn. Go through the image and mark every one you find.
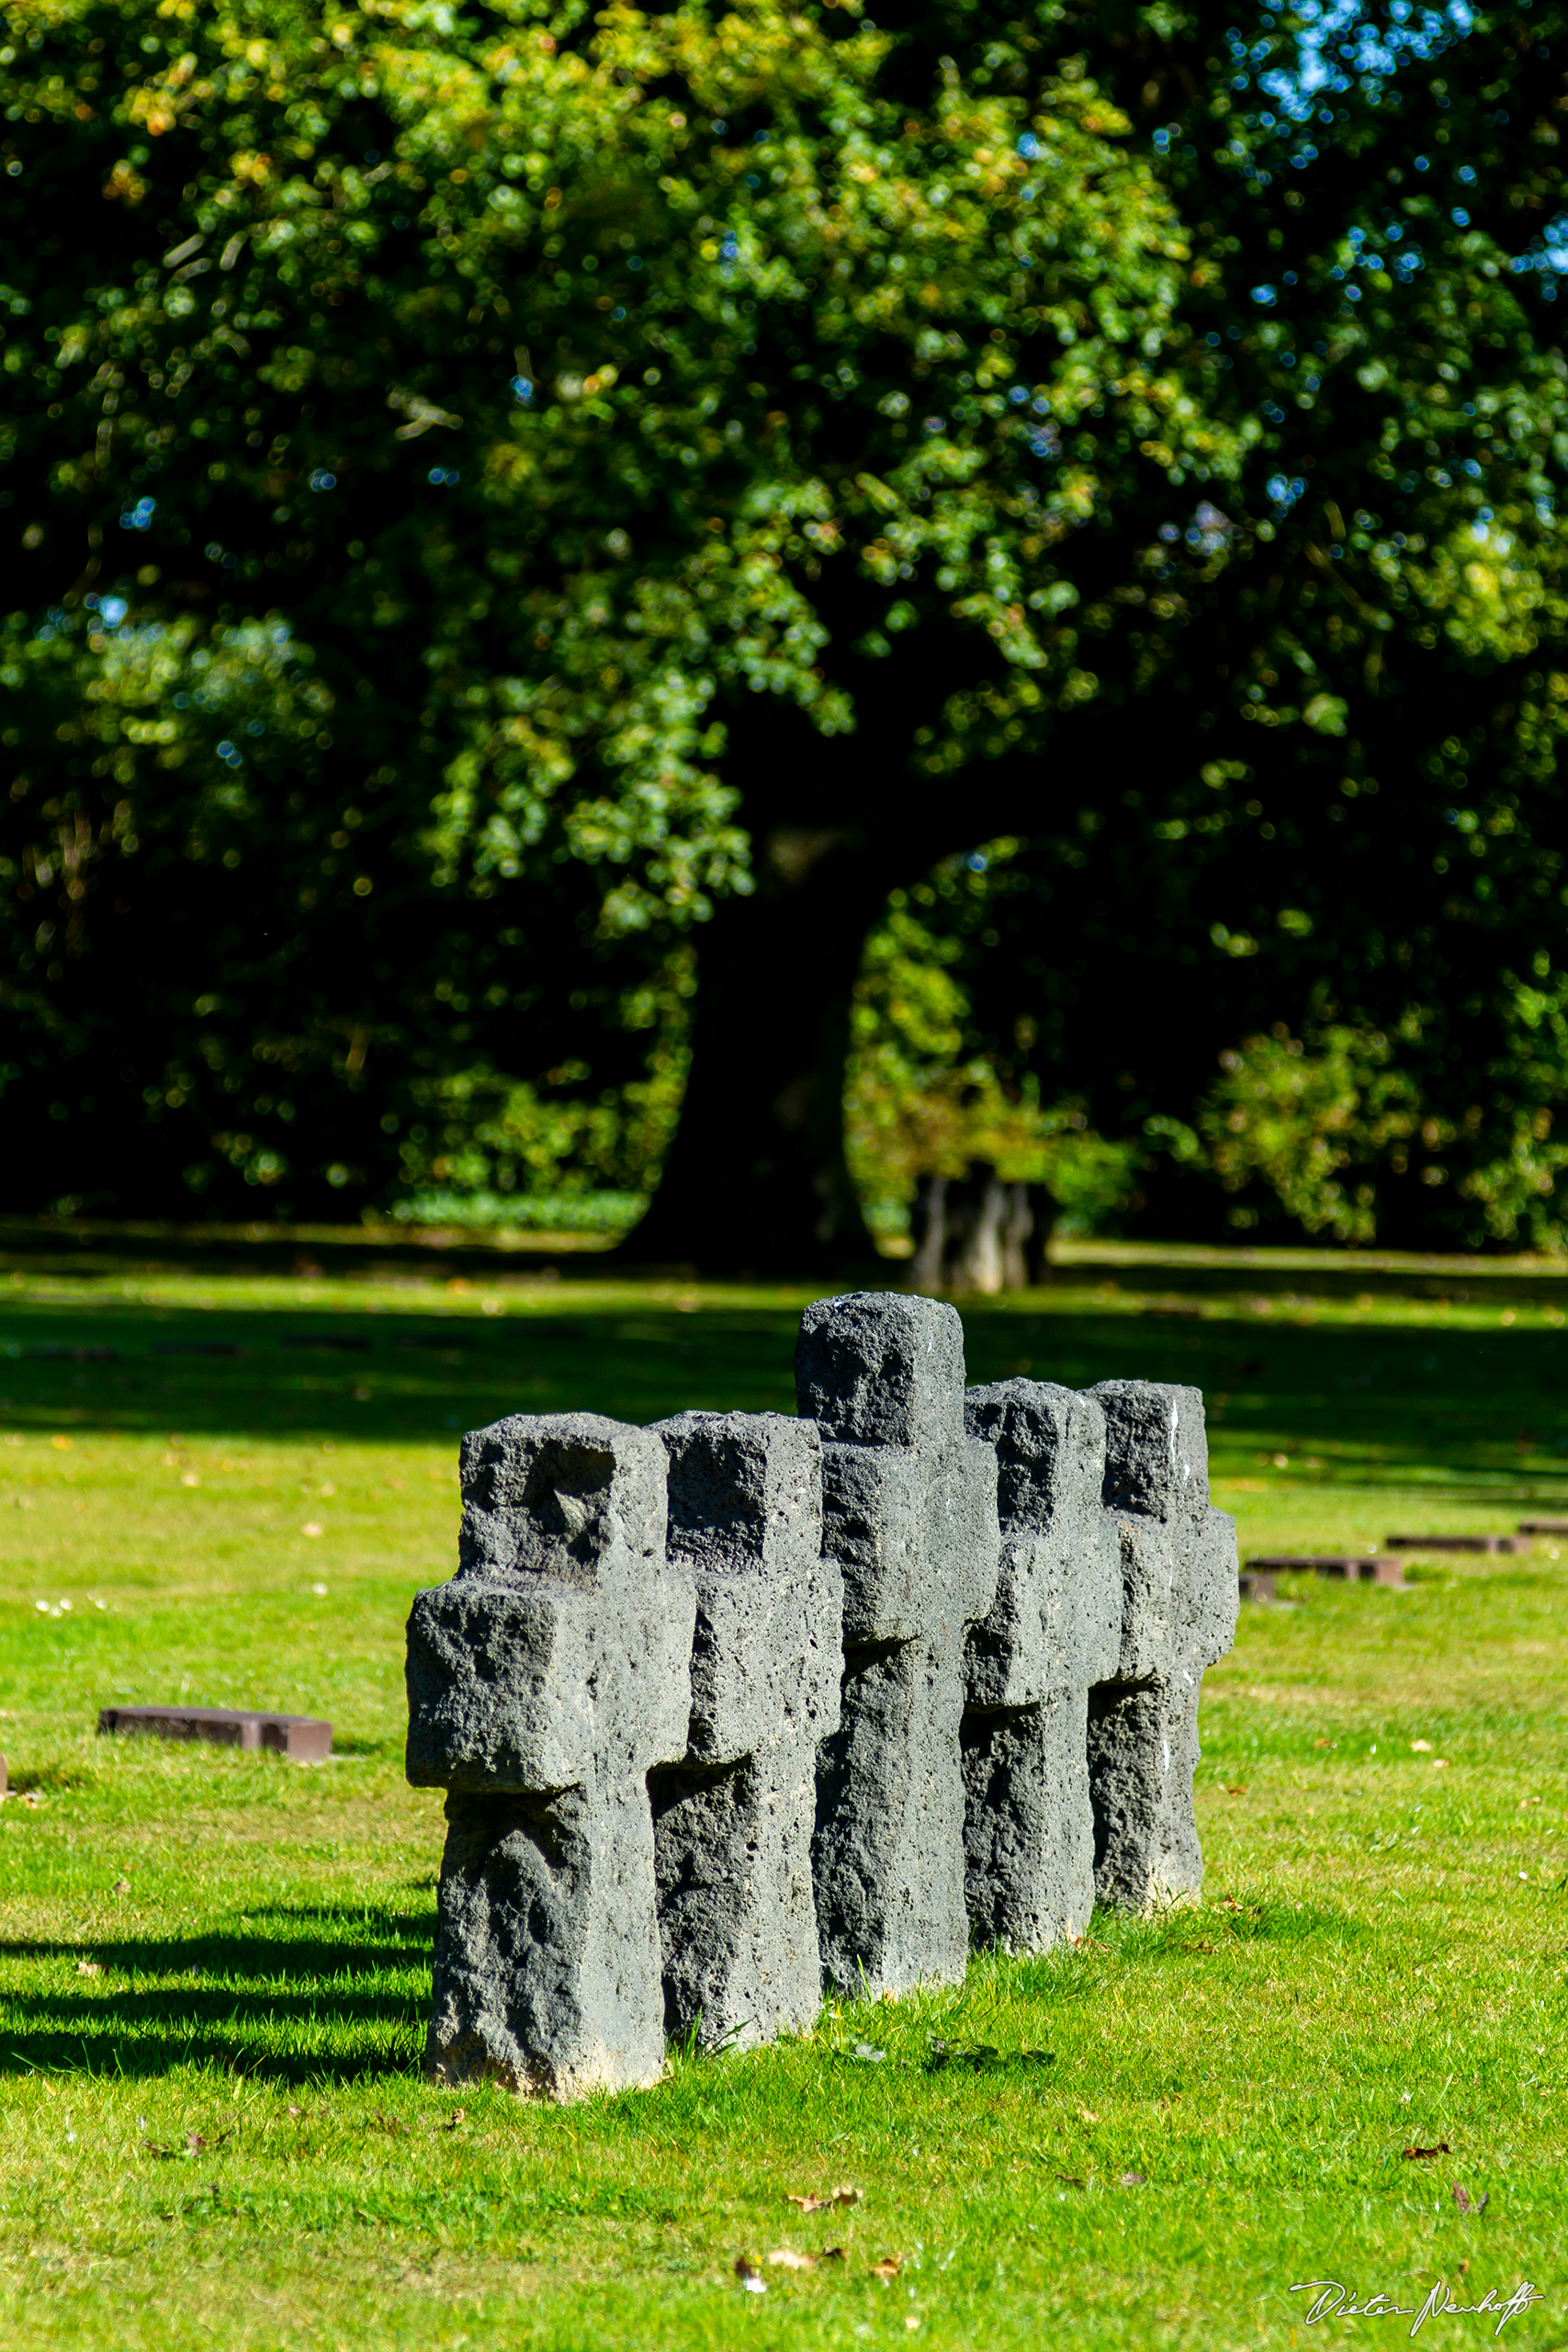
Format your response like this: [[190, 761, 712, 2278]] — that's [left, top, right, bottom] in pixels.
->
[[3, 1247, 1567, 2349]]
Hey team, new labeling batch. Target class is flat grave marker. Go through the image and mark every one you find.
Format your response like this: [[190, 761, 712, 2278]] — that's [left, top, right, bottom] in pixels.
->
[[97, 1704, 332, 1760], [1386, 1532, 1531, 1555]]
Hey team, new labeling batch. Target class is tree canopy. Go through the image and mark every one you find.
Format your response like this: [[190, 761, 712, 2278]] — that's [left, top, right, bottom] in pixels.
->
[[6, 0, 1568, 1257]]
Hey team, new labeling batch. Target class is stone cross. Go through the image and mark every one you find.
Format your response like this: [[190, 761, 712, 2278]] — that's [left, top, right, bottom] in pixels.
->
[[405, 1410, 696, 2099], [797, 1291, 1000, 1997], [959, 1378, 1123, 1952], [1086, 1381, 1238, 1910], [649, 1410, 843, 2052]]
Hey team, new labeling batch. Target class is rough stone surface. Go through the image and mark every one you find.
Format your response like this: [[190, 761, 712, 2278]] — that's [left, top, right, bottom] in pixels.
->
[[649, 1410, 842, 2051], [960, 1380, 1121, 1951], [799, 1293, 999, 1996], [1086, 1382, 1238, 1911], [405, 1411, 695, 2099]]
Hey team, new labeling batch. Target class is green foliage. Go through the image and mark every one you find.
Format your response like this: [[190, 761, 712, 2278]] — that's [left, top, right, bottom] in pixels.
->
[[844, 863, 1140, 1238], [2, 0, 1220, 910], [0, 0, 1236, 1227], [389, 957, 691, 1208], [1188, 1023, 1423, 1246], [1181, 999, 1568, 1255]]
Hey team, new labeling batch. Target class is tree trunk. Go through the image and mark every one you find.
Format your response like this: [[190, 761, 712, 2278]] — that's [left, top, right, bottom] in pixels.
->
[[624, 831, 893, 1274]]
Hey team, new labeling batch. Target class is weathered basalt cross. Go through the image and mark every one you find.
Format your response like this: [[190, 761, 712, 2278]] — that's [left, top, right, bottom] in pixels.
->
[[405, 1410, 695, 2099], [960, 1377, 1122, 1951], [1086, 1381, 1238, 1909], [798, 1292, 1000, 1996], [649, 1409, 843, 2052]]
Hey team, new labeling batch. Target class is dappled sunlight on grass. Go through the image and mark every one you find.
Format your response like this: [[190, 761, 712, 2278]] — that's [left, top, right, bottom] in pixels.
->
[[3, 1253, 1568, 2347]]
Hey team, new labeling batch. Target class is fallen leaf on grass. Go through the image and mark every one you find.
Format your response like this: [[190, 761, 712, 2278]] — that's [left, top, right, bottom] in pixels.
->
[[734, 2256, 768, 2294], [1118, 2171, 1146, 2188], [1056, 2174, 1087, 2190], [852, 2041, 886, 2064], [1077, 2107, 1100, 2125], [1403, 2142, 1450, 2161], [111, 1878, 130, 1896], [820, 2246, 847, 2263], [142, 2142, 178, 2160], [787, 2184, 861, 2214], [287, 2104, 307, 2120], [75, 1961, 101, 1977], [766, 2248, 816, 2271], [870, 2256, 903, 2283], [186, 2130, 208, 2154], [1224, 1785, 1250, 1796], [438, 2107, 466, 2132], [1411, 1740, 1433, 1754], [1180, 1940, 1217, 1953], [1452, 2182, 1490, 2215]]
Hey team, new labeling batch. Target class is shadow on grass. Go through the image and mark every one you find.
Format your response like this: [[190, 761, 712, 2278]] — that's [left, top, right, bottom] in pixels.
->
[[0, 1905, 434, 2083], [5, 1292, 1568, 1506]]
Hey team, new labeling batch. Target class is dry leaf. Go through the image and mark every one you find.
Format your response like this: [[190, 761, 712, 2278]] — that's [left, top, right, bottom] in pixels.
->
[[142, 2141, 177, 2160], [75, 1960, 101, 1977], [870, 2256, 903, 2283], [820, 2246, 847, 2263], [734, 2256, 768, 2295], [1411, 1739, 1433, 1753], [1119, 2171, 1146, 2188], [1077, 2107, 1100, 2125], [1403, 2142, 1450, 2161], [1451, 2182, 1490, 2215], [186, 2130, 208, 2153], [1224, 1784, 1249, 1795], [1056, 2173, 1087, 2190], [766, 2248, 816, 2272], [439, 2107, 466, 2132], [287, 2104, 306, 2120], [787, 2184, 861, 2214], [112, 1877, 130, 1895]]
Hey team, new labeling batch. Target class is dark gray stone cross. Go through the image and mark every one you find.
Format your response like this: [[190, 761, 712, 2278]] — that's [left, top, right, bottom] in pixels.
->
[[649, 1409, 843, 2052], [1087, 1381, 1239, 1911], [959, 1378, 1122, 1951], [405, 1410, 695, 2099], [798, 1292, 1000, 1997]]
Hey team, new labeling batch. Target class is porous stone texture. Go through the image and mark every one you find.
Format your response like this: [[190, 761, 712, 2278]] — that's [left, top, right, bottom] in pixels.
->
[[405, 1411, 696, 2099], [799, 1293, 1000, 1996], [649, 1410, 843, 2052], [1086, 1382, 1238, 1911], [959, 1380, 1122, 1951]]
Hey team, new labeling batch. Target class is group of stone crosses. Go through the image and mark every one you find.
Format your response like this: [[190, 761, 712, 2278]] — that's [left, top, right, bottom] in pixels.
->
[[404, 1291, 1238, 2101]]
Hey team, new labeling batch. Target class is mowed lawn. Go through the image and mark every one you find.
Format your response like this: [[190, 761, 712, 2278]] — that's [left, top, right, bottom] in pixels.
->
[[2, 1245, 1568, 2350]]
